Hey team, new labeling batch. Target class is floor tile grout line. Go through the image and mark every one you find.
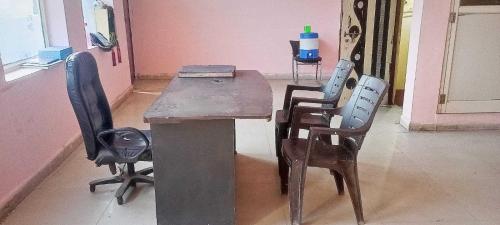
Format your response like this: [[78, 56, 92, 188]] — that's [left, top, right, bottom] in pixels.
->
[[95, 196, 115, 225]]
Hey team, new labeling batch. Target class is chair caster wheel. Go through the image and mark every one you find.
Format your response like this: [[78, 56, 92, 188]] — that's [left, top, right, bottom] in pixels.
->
[[90, 185, 96, 193], [117, 197, 124, 205]]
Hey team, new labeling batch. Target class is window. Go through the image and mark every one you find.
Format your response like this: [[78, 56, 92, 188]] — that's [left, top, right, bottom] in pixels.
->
[[82, 0, 97, 48], [82, 0, 114, 48], [0, 0, 47, 68]]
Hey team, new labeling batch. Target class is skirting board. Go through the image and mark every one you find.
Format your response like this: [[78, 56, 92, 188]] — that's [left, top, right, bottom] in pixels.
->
[[408, 122, 500, 131], [0, 85, 133, 221], [136, 73, 174, 80], [137, 73, 332, 81]]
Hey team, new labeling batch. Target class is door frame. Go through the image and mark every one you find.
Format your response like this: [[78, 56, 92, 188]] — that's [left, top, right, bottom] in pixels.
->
[[389, 0, 405, 105], [438, 0, 459, 113], [122, 0, 136, 84], [439, 1, 500, 113]]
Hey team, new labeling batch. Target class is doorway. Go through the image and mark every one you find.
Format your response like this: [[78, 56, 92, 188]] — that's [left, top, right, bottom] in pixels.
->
[[390, 0, 413, 106], [123, 0, 136, 84]]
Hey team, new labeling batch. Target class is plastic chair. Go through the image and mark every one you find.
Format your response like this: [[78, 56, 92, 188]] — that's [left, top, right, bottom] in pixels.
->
[[275, 59, 354, 194], [282, 75, 388, 225]]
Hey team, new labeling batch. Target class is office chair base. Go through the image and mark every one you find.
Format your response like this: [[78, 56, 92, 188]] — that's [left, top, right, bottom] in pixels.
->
[[89, 163, 154, 205]]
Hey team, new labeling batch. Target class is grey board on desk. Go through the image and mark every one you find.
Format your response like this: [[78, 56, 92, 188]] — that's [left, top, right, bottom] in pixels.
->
[[178, 65, 236, 78]]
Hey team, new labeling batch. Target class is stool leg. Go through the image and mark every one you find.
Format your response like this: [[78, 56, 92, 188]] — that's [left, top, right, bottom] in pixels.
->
[[319, 62, 323, 81], [315, 62, 319, 80], [295, 61, 299, 83]]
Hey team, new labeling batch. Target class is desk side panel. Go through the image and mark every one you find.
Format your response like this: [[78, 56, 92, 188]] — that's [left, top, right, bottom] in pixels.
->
[[152, 120, 235, 225]]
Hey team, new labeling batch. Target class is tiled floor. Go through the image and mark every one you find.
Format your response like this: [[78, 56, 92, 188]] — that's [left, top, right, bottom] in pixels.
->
[[2, 79, 500, 225]]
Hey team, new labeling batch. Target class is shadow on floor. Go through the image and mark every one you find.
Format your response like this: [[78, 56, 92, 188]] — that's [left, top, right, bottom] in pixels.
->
[[235, 154, 288, 224]]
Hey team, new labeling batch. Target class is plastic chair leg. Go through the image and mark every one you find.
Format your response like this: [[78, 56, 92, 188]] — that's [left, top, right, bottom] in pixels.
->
[[331, 169, 345, 195], [289, 162, 305, 225], [342, 162, 365, 225], [276, 125, 290, 194]]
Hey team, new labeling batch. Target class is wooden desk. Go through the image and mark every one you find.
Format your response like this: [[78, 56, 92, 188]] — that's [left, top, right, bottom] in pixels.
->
[[144, 70, 272, 225]]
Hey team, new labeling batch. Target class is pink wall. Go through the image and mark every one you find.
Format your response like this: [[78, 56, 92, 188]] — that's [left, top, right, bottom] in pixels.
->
[[0, 0, 131, 210], [129, 0, 341, 76], [403, 0, 500, 129]]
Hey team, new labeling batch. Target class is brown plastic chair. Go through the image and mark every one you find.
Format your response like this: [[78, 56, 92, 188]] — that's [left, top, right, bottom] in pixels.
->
[[282, 75, 388, 225], [275, 59, 354, 194]]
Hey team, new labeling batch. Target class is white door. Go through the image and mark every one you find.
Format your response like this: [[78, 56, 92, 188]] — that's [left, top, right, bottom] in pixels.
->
[[440, 1, 500, 113]]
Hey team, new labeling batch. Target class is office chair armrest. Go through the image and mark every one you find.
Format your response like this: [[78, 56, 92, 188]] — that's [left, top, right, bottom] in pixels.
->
[[283, 84, 323, 110], [97, 127, 150, 162]]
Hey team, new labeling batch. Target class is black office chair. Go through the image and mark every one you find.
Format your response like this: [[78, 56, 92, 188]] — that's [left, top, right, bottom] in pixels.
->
[[290, 40, 323, 81], [65, 51, 153, 205]]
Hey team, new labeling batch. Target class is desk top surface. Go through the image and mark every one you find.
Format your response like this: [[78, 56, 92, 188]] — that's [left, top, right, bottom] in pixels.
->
[[144, 70, 273, 123]]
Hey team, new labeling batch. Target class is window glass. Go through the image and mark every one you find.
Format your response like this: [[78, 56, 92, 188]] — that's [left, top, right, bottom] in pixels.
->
[[82, 0, 114, 48], [82, 0, 97, 48], [0, 0, 46, 65]]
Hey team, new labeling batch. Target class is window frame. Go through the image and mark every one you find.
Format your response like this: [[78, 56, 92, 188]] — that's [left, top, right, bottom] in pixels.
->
[[1, 0, 50, 74]]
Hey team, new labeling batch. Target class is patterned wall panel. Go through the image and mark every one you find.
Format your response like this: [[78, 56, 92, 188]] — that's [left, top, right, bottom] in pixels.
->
[[339, 0, 395, 104]]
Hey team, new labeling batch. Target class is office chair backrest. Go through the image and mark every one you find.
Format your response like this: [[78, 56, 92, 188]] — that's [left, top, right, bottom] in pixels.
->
[[289, 40, 300, 57], [339, 75, 388, 148], [66, 52, 113, 160], [322, 59, 354, 107]]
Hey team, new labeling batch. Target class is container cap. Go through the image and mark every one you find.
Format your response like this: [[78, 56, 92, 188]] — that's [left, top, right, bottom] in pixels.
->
[[304, 24, 312, 33]]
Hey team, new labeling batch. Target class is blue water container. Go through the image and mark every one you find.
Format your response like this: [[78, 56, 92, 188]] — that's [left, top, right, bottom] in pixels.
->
[[299, 32, 319, 59]]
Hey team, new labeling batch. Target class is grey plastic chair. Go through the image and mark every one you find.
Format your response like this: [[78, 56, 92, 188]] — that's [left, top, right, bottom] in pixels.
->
[[282, 75, 388, 225], [275, 59, 354, 194]]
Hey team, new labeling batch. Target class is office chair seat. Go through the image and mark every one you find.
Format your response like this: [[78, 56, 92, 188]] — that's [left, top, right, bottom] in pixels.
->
[[95, 130, 153, 165]]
